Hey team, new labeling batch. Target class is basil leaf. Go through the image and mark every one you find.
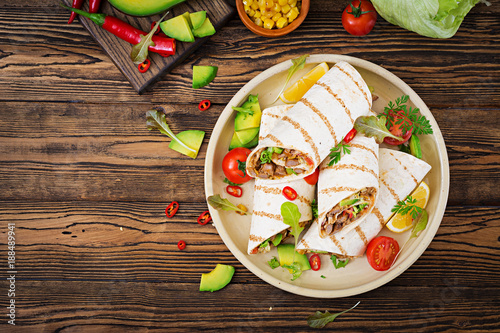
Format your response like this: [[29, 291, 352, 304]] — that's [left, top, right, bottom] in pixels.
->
[[271, 54, 309, 103], [207, 194, 248, 215], [307, 302, 360, 328], [354, 115, 402, 144], [131, 12, 169, 64]]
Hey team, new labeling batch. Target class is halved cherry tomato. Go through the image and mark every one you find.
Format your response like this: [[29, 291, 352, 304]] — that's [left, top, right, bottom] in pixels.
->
[[344, 128, 357, 143], [138, 59, 151, 73], [198, 99, 211, 111], [384, 110, 413, 145], [222, 147, 253, 184], [226, 185, 243, 197], [165, 201, 179, 218], [366, 236, 400, 271], [304, 168, 319, 185], [342, 0, 377, 36], [197, 210, 212, 225], [177, 240, 186, 250], [309, 254, 321, 271], [282, 186, 298, 201]]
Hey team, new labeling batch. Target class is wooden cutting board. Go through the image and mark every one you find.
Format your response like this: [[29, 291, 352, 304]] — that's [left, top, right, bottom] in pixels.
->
[[63, 0, 235, 93]]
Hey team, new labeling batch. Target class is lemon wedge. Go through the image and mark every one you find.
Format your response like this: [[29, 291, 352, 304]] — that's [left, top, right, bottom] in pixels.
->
[[280, 62, 329, 104], [386, 181, 430, 233]]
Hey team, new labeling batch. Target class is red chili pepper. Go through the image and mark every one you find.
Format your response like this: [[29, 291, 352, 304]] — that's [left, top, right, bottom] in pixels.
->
[[165, 201, 179, 218], [150, 21, 161, 35], [309, 254, 321, 271], [62, 5, 176, 57], [68, 0, 84, 24], [226, 185, 243, 198], [282, 186, 298, 201], [344, 128, 357, 143], [138, 59, 151, 73], [197, 211, 212, 225], [198, 99, 211, 111], [177, 240, 186, 250], [89, 0, 101, 13]]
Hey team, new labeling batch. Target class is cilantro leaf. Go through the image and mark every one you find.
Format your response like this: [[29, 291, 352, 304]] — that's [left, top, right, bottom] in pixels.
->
[[392, 195, 423, 220], [268, 256, 280, 269], [311, 199, 319, 220], [307, 301, 360, 328], [328, 141, 351, 166], [330, 255, 349, 269]]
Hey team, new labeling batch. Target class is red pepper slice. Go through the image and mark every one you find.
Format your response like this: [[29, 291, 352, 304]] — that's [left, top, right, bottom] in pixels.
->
[[282, 186, 298, 201], [177, 240, 186, 250], [165, 201, 179, 218], [150, 21, 161, 35], [197, 210, 212, 225], [138, 59, 151, 73], [226, 185, 243, 198], [309, 254, 321, 271], [198, 99, 211, 111], [344, 128, 357, 143]]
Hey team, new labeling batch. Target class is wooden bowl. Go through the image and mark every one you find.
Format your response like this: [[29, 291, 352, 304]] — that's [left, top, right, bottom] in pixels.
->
[[236, 0, 310, 38]]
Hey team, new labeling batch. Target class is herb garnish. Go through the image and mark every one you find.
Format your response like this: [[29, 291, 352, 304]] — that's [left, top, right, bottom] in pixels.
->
[[307, 301, 360, 328], [353, 115, 402, 144], [271, 54, 309, 104], [146, 110, 196, 153], [330, 255, 349, 269], [392, 195, 422, 219], [268, 257, 280, 269], [131, 12, 169, 64], [237, 160, 247, 177], [320, 275, 326, 279], [207, 194, 249, 215], [231, 106, 254, 119], [328, 140, 351, 166], [379, 95, 433, 135], [260, 147, 274, 164], [311, 199, 318, 219], [223, 178, 243, 186]]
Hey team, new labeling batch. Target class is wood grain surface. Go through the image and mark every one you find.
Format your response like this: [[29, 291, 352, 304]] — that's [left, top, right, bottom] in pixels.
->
[[0, 0, 499, 332]]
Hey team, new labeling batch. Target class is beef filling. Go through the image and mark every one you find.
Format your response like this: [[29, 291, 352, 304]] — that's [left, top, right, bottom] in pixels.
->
[[252, 147, 308, 180]]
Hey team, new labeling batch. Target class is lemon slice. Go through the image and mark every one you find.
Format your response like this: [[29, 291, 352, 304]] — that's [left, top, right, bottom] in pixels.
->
[[280, 62, 329, 104], [386, 181, 430, 233]]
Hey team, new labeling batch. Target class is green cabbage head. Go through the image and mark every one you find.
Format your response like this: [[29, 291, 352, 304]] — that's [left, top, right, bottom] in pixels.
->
[[371, 0, 482, 38]]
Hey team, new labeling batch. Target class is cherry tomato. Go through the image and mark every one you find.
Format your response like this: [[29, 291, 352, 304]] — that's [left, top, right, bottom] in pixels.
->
[[197, 211, 212, 225], [366, 236, 400, 271], [384, 110, 413, 145], [177, 240, 186, 250], [165, 201, 179, 218], [222, 147, 253, 184], [282, 186, 298, 201], [304, 168, 319, 185], [226, 185, 243, 197], [138, 59, 151, 73], [342, 0, 377, 36], [309, 254, 321, 271], [344, 128, 357, 143], [198, 99, 211, 111]]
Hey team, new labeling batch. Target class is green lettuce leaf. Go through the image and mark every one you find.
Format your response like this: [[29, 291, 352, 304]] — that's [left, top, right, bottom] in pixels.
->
[[371, 0, 482, 38]]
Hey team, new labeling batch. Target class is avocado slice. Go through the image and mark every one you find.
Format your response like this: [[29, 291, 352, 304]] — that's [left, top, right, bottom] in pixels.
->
[[168, 130, 205, 159], [277, 244, 311, 272], [160, 14, 195, 43], [108, 0, 186, 16], [192, 17, 216, 38], [190, 11, 207, 30], [199, 264, 235, 292], [229, 128, 259, 150], [182, 11, 192, 29], [192, 65, 218, 89], [234, 94, 262, 132]]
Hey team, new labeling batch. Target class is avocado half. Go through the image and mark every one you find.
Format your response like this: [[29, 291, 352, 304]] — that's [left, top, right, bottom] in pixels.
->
[[108, 0, 186, 16]]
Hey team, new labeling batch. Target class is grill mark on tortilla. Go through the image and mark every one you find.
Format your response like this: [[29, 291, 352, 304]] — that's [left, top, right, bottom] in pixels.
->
[[259, 114, 283, 140], [249, 234, 266, 243], [330, 235, 347, 256], [301, 97, 338, 143], [355, 226, 368, 246], [299, 238, 310, 249], [282, 115, 320, 164], [390, 152, 419, 186], [255, 185, 312, 205], [372, 208, 385, 227], [262, 134, 284, 147], [316, 81, 354, 125], [253, 210, 283, 221], [321, 163, 378, 180], [349, 143, 378, 160], [335, 64, 371, 107], [319, 186, 359, 195], [380, 178, 400, 203]]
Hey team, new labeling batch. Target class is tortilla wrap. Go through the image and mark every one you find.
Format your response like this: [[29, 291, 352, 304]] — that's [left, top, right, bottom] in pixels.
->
[[246, 61, 372, 183], [296, 148, 432, 257]]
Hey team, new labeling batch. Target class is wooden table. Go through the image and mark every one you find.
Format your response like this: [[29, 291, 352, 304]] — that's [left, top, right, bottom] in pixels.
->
[[1, 1, 499, 331]]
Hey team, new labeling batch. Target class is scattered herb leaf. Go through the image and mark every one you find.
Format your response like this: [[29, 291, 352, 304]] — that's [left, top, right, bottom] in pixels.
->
[[146, 110, 195, 153], [328, 141, 351, 166], [330, 255, 349, 269], [260, 239, 270, 249], [307, 301, 360, 328], [131, 12, 169, 64], [380, 95, 433, 135], [231, 106, 255, 119], [223, 178, 243, 186], [237, 160, 247, 177], [207, 194, 249, 215], [392, 195, 422, 220], [320, 275, 326, 279], [354, 115, 402, 144], [282, 262, 303, 281], [268, 256, 280, 269], [281, 202, 303, 250], [311, 199, 319, 220], [271, 54, 309, 103]]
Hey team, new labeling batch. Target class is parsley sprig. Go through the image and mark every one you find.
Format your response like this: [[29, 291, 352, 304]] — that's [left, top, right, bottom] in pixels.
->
[[379, 95, 433, 135], [328, 139, 351, 166], [392, 195, 422, 219]]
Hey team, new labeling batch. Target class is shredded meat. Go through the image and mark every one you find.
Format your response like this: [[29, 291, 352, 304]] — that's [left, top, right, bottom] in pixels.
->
[[251, 147, 309, 180]]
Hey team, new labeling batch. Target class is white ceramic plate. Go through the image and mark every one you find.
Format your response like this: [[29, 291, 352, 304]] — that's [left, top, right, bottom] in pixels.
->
[[204, 54, 449, 298]]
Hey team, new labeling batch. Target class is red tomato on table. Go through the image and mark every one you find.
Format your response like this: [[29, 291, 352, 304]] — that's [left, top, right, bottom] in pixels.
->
[[366, 236, 400, 271], [222, 147, 253, 184], [342, 0, 377, 36]]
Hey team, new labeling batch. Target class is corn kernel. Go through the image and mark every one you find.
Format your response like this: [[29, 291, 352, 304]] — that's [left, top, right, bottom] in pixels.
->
[[263, 9, 275, 18], [291, 6, 299, 14], [236, 204, 248, 215], [265, 0, 274, 9], [263, 18, 275, 29], [254, 17, 263, 27], [243, 0, 253, 6], [254, 11, 262, 18], [286, 8, 298, 22], [251, 2, 259, 9], [247, 9, 256, 17], [289, 0, 297, 7], [272, 3, 281, 12], [281, 4, 291, 13], [272, 12, 281, 21], [244, 4, 250, 11], [278, 0, 287, 6], [276, 17, 288, 28]]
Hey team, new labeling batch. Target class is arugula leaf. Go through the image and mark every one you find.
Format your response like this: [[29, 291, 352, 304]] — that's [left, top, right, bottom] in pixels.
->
[[282, 262, 302, 281], [391, 209, 429, 268], [392, 195, 423, 220], [223, 178, 243, 186], [131, 12, 169, 64], [281, 202, 303, 250], [271, 54, 309, 103], [146, 110, 195, 153], [311, 199, 318, 220], [354, 115, 402, 144], [260, 147, 274, 164], [330, 255, 349, 269], [327, 141, 351, 166], [207, 194, 249, 215], [268, 256, 280, 269], [307, 301, 360, 328]]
